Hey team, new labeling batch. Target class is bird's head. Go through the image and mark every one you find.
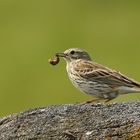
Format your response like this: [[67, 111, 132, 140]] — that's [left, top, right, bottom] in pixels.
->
[[56, 48, 91, 62]]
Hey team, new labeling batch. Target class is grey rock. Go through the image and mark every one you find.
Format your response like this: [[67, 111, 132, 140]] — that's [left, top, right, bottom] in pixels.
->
[[0, 102, 140, 140]]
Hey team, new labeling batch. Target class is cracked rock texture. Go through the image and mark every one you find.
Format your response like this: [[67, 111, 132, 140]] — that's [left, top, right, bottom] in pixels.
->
[[1, 102, 140, 140]]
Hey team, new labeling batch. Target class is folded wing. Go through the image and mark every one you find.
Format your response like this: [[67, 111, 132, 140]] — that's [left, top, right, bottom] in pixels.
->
[[73, 60, 140, 88]]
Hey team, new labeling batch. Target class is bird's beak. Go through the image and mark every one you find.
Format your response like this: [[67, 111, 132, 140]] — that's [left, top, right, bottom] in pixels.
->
[[55, 52, 66, 57]]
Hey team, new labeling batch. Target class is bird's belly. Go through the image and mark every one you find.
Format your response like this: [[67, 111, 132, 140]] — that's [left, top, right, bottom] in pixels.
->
[[70, 77, 112, 98]]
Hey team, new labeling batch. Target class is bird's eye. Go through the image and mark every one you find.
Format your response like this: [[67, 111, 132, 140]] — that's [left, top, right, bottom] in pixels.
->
[[70, 50, 75, 55]]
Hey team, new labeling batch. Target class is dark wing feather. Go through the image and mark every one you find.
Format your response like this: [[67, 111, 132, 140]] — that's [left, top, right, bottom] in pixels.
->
[[73, 60, 140, 88]]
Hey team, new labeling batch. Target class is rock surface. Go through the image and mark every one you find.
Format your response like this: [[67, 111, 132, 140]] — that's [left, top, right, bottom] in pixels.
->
[[1, 102, 140, 140]]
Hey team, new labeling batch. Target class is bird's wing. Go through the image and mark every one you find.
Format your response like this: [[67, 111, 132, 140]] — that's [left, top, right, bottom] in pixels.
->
[[73, 60, 140, 88]]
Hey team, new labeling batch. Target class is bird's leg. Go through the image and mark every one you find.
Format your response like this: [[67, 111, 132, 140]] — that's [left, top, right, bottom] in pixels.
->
[[79, 98, 101, 105], [86, 98, 102, 103], [86, 98, 113, 104], [104, 98, 112, 103]]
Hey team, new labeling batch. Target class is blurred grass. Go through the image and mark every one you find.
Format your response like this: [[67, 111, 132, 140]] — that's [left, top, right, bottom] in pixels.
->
[[0, 0, 140, 117]]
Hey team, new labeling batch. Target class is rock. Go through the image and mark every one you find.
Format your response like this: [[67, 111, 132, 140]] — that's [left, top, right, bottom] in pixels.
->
[[0, 102, 140, 140]]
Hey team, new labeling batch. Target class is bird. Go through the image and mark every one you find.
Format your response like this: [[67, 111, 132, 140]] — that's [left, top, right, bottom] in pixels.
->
[[55, 48, 140, 103]]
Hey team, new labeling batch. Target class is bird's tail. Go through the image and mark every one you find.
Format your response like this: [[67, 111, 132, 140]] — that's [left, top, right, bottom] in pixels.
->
[[118, 86, 140, 94], [131, 87, 140, 93]]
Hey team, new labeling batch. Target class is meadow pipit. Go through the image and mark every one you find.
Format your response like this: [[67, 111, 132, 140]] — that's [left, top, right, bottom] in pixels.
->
[[52, 48, 140, 102]]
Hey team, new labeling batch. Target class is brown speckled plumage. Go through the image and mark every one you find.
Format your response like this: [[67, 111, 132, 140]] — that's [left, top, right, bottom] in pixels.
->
[[56, 48, 140, 102]]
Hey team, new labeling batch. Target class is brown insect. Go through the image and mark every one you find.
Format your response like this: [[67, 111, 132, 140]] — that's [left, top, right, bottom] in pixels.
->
[[48, 54, 60, 65]]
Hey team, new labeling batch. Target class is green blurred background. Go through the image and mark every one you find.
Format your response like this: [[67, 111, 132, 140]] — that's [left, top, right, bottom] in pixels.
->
[[0, 0, 140, 117]]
